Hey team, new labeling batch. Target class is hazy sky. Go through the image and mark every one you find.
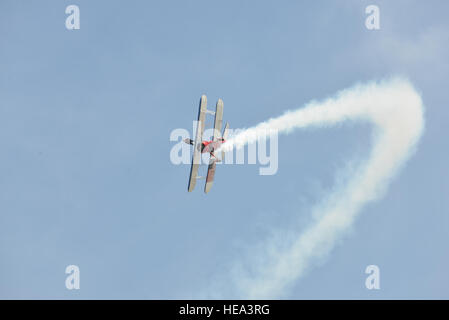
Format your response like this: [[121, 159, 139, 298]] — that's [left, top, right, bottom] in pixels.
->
[[0, 1, 448, 299]]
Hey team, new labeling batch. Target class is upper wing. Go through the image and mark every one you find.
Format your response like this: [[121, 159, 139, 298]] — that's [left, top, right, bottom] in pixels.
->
[[204, 99, 224, 193], [188, 95, 207, 192], [212, 99, 223, 141], [221, 122, 229, 162]]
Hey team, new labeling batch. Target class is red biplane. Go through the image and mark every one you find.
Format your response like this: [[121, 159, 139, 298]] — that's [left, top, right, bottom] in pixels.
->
[[185, 95, 229, 193]]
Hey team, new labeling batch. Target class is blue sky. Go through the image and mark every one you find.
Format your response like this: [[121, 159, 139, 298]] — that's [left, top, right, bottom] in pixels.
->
[[0, 1, 448, 299]]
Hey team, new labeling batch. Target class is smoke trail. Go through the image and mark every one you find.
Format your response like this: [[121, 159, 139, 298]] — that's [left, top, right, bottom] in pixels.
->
[[214, 77, 424, 298]]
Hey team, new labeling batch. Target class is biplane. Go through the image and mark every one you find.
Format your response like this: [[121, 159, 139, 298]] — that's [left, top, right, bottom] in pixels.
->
[[185, 95, 229, 193]]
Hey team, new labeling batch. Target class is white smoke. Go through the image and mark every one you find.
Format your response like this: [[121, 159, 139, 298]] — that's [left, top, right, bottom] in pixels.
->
[[213, 77, 424, 298]]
